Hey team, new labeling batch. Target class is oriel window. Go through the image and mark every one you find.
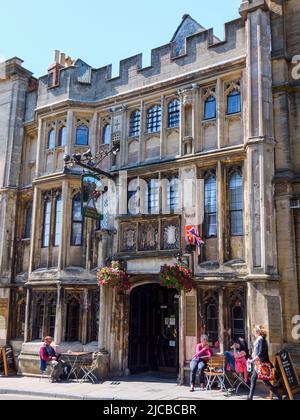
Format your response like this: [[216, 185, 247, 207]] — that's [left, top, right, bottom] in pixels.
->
[[129, 110, 141, 137], [229, 171, 244, 236], [168, 99, 180, 128], [204, 96, 216, 120], [227, 90, 241, 115], [204, 174, 217, 237], [76, 124, 89, 146], [71, 193, 84, 246], [147, 105, 161, 133]]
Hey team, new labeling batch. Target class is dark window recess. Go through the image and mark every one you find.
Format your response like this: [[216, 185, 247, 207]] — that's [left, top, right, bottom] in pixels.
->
[[65, 297, 81, 342], [58, 127, 67, 147], [24, 205, 32, 239]]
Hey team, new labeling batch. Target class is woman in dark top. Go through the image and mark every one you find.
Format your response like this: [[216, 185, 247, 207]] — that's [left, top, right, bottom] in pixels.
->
[[247, 326, 282, 400]]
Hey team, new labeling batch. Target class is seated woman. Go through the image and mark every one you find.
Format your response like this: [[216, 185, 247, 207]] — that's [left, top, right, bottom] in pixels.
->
[[232, 341, 249, 383], [190, 335, 213, 392], [225, 337, 249, 374]]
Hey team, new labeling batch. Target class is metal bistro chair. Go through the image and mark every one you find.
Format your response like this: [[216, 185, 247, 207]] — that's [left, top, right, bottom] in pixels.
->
[[205, 356, 231, 393], [80, 359, 99, 384]]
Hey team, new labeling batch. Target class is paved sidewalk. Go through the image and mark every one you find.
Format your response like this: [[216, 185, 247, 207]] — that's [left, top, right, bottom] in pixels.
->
[[0, 375, 269, 400]]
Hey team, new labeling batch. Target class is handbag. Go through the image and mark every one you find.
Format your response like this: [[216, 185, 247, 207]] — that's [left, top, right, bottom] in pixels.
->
[[255, 361, 274, 381]]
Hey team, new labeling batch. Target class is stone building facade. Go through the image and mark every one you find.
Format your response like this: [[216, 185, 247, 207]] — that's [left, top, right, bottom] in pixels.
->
[[0, 0, 300, 380]]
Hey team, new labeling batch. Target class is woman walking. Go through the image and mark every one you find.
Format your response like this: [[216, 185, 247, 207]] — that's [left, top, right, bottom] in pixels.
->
[[247, 326, 282, 400]]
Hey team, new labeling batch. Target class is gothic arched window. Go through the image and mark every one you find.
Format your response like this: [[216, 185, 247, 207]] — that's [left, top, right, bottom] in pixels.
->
[[205, 296, 219, 345], [65, 296, 81, 342]]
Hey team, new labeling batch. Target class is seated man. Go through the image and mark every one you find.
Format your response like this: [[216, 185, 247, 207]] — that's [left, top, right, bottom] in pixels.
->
[[39, 336, 58, 377]]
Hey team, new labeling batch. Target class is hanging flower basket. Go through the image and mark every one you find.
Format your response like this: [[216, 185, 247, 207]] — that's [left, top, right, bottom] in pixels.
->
[[159, 262, 194, 293], [98, 261, 131, 293]]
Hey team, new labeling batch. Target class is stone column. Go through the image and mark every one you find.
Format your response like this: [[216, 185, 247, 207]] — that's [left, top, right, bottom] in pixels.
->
[[54, 285, 63, 345], [179, 292, 186, 385], [216, 78, 224, 149], [65, 110, 74, 156], [81, 289, 89, 345], [217, 161, 225, 265], [160, 94, 166, 159], [35, 118, 45, 177], [139, 100, 145, 163], [98, 286, 107, 350], [90, 112, 98, 157], [218, 288, 225, 354], [24, 287, 32, 343], [242, 1, 277, 274]]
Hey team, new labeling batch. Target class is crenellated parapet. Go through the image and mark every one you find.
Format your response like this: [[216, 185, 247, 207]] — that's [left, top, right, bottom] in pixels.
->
[[34, 17, 246, 111]]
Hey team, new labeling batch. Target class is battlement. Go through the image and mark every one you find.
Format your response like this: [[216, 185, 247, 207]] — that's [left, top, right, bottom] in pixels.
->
[[34, 16, 246, 111]]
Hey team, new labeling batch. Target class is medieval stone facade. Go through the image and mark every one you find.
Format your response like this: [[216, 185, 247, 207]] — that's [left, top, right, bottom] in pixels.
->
[[0, 0, 299, 380]]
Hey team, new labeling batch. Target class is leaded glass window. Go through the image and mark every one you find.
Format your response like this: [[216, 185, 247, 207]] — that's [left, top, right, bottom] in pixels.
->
[[229, 171, 244, 236], [204, 96, 216, 120], [129, 110, 141, 137], [48, 129, 55, 149], [168, 99, 180, 128], [147, 105, 161, 133], [227, 90, 241, 115], [76, 124, 89, 146], [71, 194, 83, 246], [204, 175, 217, 237], [54, 195, 62, 247], [42, 198, 51, 248]]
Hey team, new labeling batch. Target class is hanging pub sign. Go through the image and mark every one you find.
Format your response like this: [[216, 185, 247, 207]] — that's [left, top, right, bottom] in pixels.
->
[[81, 174, 106, 220]]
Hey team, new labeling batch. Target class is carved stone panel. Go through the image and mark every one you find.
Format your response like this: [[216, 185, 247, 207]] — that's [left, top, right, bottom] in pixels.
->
[[161, 219, 180, 250], [138, 221, 159, 251], [120, 223, 137, 253]]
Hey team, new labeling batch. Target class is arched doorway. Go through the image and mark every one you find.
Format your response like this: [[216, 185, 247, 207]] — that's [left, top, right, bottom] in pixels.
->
[[128, 284, 179, 375]]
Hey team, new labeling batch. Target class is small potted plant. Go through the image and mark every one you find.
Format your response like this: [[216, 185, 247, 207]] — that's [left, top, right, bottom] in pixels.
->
[[98, 260, 131, 293], [159, 261, 194, 293]]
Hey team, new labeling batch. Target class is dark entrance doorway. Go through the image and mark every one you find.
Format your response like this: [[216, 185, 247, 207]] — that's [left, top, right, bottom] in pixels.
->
[[128, 283, 179, 375]]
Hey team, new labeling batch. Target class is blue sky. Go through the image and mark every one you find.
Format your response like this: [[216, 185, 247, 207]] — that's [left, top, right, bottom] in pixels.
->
[[1, 0, 241, 78]]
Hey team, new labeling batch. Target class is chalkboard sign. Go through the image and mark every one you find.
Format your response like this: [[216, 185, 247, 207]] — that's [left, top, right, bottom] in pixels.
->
[[0, 346, 16, 376], [276, 350, 300, 400]]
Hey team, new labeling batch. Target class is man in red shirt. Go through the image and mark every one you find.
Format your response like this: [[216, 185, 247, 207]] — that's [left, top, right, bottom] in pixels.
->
[[190, 335, 213, 392]]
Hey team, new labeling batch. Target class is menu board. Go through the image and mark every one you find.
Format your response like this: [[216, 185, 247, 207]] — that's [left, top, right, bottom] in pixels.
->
[[276, 350, 300, 400], [0, 346, 16, 376]]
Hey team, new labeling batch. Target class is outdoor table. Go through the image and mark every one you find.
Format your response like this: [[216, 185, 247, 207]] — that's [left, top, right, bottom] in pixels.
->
[[60, 352, 93, 382]]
